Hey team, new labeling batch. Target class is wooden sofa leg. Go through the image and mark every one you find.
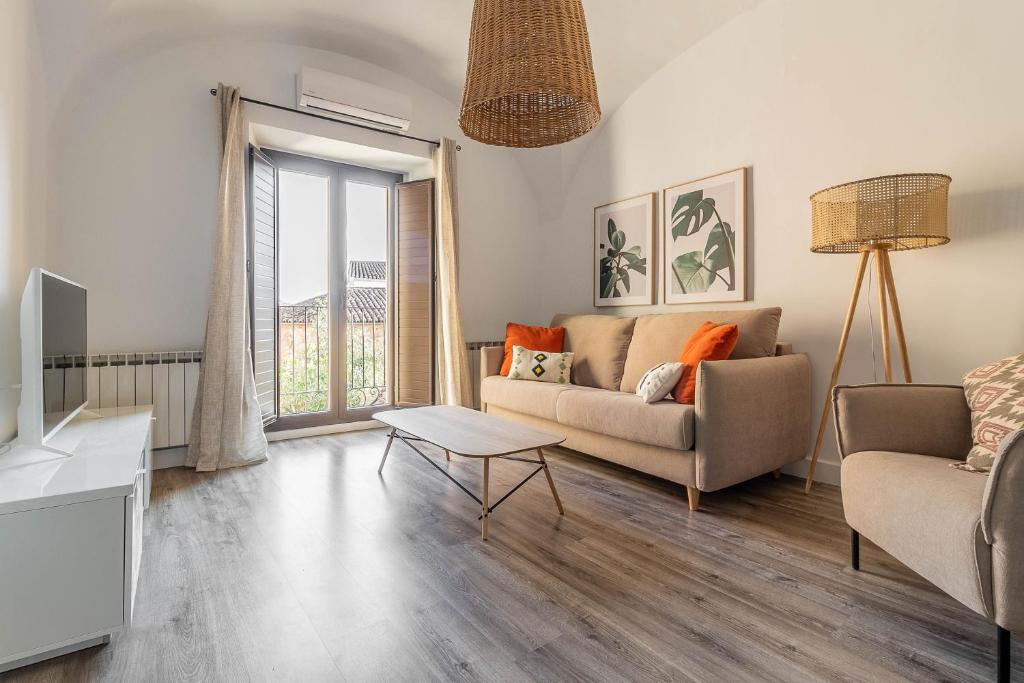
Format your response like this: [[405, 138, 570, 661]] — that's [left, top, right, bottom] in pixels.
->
[[997, 626, 1010, 683], [686, 487, 700, 511], [851, 529, 860, 571]]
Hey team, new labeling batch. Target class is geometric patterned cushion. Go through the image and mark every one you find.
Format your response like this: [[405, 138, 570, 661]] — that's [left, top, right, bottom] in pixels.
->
[[955, 353, 1024, 473], [507, 345, 574, 384]]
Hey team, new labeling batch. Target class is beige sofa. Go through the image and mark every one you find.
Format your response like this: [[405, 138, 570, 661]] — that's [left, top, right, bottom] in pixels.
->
[[480, 308, 811, 510], [835, 384, 1023, 680]]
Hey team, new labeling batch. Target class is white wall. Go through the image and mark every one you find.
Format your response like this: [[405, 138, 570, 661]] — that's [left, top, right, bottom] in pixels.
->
[[0, 1, 49, 440], [48, 39, 541, 351], [529, 0, 1024, 482], [39, 3, 1024, 481]]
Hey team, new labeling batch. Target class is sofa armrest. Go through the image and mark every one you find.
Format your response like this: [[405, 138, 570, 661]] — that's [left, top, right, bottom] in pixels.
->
[[694, 354, 811, 491], [832, 384, 972, 460], [481, 345, 504, 382], [982, 430, 1024, 630]]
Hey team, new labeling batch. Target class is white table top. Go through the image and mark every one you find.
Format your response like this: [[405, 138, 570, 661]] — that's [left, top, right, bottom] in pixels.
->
[[373, 405, 565, 457], [0, 406, 153, 515]]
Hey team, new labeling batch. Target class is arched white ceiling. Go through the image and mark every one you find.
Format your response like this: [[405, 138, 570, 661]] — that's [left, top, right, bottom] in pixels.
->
[[31, 0, 762, 215], [33, 0, 761, 123]]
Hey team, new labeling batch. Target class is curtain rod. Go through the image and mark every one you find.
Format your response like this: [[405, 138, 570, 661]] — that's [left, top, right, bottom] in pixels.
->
[[209, 88, 456, 150]]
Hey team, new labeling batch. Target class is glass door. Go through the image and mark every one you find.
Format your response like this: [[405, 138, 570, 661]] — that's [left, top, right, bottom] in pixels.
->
[[278, 167, 331, 416], [265, 150, 401, 428], [345, 180, 390, 410]]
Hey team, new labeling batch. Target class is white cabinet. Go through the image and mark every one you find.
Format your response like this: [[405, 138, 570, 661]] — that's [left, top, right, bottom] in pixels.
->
[[124, 462, 145, 626], [0, 406, 153, 672]]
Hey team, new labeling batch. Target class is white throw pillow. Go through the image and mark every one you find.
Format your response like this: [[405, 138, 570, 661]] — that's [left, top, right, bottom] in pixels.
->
[[508, 345, 574, 384], [635, 362, 685, 403]]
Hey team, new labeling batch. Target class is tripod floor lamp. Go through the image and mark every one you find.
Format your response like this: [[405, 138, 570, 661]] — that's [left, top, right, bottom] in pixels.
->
[[804, 173, 952, 492]]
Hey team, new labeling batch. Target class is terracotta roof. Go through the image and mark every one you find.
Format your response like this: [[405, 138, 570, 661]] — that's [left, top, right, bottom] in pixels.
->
[[346, 287, 387, 323], [279, 288, 386, 324], [349, 260, 386, 281]]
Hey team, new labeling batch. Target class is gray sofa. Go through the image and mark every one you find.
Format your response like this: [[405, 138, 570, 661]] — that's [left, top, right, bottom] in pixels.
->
[[835, 383, 1023, 681], [480, 308, 811, 510]]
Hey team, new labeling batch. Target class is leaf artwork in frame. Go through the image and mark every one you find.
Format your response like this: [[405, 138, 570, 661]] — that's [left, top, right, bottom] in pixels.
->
[[594, 193, 656, 307], [662, 168, 746, 304]]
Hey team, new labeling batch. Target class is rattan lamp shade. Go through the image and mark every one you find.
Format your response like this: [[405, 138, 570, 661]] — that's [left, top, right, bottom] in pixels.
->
[[459, 0, 601, 148], [810, 173, 951, 253]]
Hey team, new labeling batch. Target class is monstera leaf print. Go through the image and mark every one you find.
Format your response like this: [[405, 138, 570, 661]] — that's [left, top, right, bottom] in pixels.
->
[[669, 189, 735, 292], [703, 221, 736, 284], [671, 251, 711, 293], [671, 191, 717, 239], [600, 218, 647, 299]]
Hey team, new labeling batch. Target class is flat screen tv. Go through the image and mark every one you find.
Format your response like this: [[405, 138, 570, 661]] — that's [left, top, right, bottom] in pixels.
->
[[17, 268, 89, 448]]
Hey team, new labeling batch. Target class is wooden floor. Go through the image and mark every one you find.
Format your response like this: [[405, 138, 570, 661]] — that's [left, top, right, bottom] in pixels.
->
[[7, 428, 1019, 682]]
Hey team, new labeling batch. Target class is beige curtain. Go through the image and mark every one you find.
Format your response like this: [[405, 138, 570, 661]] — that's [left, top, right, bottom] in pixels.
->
[[187, 84, 268, 471], [433, 138, 472, 407]]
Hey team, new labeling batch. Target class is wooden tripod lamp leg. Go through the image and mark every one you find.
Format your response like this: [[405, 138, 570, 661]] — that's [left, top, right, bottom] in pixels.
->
[[805, 251, 871, 493], [874, 248, 893, 382], [880, 250, 913, 383]]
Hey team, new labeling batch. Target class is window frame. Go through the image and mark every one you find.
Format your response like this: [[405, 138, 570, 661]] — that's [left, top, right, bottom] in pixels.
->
[[258, 149, 403, 430]]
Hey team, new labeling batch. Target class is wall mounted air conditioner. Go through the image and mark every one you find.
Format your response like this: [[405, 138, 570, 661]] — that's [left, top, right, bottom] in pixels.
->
[[297, 67, 412, 132]]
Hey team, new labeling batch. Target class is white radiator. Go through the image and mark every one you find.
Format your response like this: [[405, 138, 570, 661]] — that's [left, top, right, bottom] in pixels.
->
[[50, 345, 491, 451], [84, 351, 202, 449]]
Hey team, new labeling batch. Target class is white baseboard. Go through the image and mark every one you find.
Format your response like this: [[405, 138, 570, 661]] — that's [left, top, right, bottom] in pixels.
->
[[265, 419, 382, 442], [155, 423, 841, 488], [151, 421, 384, 470], [152, 446, 187, 470], [783, 457, 841, 487]]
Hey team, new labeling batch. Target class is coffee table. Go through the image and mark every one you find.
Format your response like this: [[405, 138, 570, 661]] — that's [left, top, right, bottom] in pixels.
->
[[373, 405, 566, 540]]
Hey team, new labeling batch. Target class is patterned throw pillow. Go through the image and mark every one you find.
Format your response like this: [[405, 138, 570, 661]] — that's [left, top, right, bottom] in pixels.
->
[[507, 345, 574, 384], [955, 353, 1024, 473], [636, 362, 685, 403]]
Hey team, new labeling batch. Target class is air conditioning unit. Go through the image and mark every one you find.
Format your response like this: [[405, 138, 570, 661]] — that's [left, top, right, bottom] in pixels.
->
[[296, 67, 412, 132]]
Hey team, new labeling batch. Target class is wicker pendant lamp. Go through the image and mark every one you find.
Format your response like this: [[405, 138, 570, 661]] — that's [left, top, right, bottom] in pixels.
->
[[804, 173, 952, 491], [459, 0, 601, 148]]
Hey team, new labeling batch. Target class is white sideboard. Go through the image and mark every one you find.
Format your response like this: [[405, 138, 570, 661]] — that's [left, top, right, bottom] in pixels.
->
[[0, 406, 153, 672]]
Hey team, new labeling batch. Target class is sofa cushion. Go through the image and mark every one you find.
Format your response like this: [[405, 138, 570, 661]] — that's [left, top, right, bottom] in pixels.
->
[[620, 307, 782, 392], [480, 375, 575, 421], [555, 386, 694, 450], [500, 322, 565, 376], [674, 322, 738, 405], [550, 313, 636, 391], [636, 362, 684, 403], [959, 353, 1024, 473], [842, 451, 992, 616], [507, 346, 574, 384]]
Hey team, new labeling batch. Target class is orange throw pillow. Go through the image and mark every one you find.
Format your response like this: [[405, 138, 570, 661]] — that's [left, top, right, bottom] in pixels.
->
[[674, 322, 739, 404], [500, 323, 565, 376]]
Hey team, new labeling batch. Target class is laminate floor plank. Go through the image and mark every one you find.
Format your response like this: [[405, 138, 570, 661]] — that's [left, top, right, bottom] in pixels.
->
[[6, 429, 1021, 682]]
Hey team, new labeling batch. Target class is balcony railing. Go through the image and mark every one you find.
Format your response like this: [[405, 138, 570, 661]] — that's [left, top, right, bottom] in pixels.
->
[[346, 318, 387, 408], [278, 304, 387, 415]]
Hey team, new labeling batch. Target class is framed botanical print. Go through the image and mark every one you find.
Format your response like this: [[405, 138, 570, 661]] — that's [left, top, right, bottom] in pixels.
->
[[662, 167, 747, 304], [594, 193, 656, 307]]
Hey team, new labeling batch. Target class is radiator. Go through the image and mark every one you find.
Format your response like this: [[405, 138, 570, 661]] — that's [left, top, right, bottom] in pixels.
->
[[84, 351, 202, 449], [50, 345, 489, 451], [466, 341, 502, 410]]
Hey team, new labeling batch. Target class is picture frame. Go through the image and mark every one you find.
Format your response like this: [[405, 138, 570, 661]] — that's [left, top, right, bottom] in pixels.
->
[[593, 193, 656, 307], [661, 167, 747, 304]]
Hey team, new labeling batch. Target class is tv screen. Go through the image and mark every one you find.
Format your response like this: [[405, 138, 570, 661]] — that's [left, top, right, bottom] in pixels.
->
[[41, 272, 88, 437]]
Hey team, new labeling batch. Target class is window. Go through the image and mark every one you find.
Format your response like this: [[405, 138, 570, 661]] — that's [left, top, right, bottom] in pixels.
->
[[248, 147, 433, 429]]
